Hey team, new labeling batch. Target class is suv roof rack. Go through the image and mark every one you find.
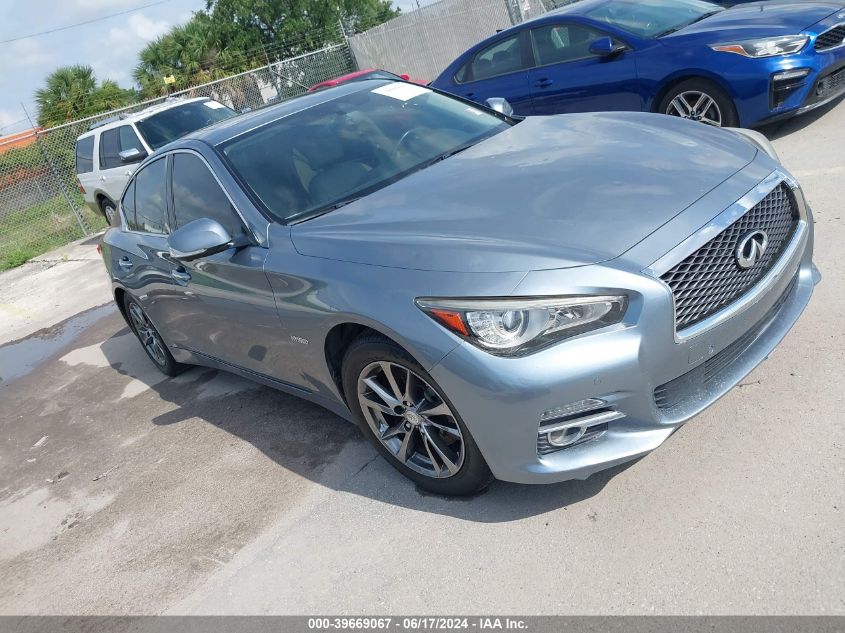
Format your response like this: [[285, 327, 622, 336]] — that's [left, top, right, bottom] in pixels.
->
[[87, 113, 128, 131]]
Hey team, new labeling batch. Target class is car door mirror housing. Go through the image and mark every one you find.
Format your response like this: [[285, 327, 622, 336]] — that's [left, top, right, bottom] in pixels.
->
[[119, 147, 148, 164], [485, 97, 514, 116], [168, 218, 233, 261], [589, 36, 626, 58]]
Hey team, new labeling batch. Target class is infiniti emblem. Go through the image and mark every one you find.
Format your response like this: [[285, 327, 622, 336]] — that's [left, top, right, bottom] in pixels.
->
[[736, 230, 769, 269]]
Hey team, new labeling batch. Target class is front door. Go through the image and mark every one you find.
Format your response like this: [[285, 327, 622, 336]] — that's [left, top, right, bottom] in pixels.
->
[[160, 151, 281, 377], [527, 22, 642, 115], [97, 124, 147, 202]]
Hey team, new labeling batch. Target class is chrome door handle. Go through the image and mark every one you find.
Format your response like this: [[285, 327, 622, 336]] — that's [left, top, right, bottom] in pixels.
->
[[100, 175, 107, 181], [171, 268, 191, 283], [118, 256, 133, 270], [124, 170, 132, 177]]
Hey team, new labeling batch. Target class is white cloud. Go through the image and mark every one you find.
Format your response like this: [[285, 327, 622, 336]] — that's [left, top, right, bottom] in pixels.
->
[[73, 0, 141, 10], [108, 13, 170, 47]]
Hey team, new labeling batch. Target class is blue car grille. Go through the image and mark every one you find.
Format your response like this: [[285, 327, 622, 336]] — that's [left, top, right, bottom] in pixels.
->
[[815, 25, 845, 52], [660, 183, 800, 331]]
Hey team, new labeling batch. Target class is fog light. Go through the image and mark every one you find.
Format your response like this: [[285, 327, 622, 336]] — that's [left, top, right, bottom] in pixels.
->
[[773, 68, 810, 82]]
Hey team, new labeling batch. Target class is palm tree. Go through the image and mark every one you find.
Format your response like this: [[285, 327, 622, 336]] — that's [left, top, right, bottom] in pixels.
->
[[35, 65, 97, 127]]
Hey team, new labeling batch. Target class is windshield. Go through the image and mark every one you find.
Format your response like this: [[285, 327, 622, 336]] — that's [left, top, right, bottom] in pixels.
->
[[584, 0, 722, 38], [219, 82, 511, 223], [136, 100, 237, 150]]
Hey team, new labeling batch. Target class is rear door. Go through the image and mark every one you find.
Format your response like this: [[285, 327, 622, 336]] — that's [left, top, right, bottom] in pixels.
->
[[450, 31, 534, 115], [109, 156, 175, 330], [97, 125, 147, 203], [527, 22, 642, 115], [160, 151, 281, 376]]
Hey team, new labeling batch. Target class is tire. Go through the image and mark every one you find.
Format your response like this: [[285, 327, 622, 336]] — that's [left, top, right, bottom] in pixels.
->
[[659, 78, 738, 128], [122, 293, 186, 377], [100, 199, 117, 225], [341, 333, 493, 496]]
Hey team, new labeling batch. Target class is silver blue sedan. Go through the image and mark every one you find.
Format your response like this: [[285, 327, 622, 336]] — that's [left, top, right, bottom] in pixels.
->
[[101, 79, 818, 495]]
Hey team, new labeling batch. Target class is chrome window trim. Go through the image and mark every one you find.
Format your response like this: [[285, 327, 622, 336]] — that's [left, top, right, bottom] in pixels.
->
[[814, 23, 845, 52], [645, 170, 808, 342]]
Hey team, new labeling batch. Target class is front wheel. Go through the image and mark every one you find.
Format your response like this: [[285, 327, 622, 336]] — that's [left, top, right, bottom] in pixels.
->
[[659, 79, 738, 128], [342, 334, 493, 496]]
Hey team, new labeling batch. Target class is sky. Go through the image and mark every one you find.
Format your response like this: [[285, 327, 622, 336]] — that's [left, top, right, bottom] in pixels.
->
[[0, 0, 426, 135]]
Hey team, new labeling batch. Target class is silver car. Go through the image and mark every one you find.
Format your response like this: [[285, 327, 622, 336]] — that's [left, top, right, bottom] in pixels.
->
[[101, 80, 818, 495]]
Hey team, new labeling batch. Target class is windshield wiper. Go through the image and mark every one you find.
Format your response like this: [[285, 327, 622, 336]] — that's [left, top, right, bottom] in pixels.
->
[[656, 10, 722, 37], [418, 142, 477, 171]]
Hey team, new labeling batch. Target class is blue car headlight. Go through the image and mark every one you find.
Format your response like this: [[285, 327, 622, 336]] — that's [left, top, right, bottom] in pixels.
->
[[416, 295, 628, 356], [710, 35, 808, 58]]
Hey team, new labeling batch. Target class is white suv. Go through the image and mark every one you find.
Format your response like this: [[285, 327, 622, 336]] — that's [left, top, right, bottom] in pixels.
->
[[75, 97, 237, 223]]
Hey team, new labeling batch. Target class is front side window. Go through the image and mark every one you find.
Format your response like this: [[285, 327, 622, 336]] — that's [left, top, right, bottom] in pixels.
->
[[75, 136, 95, 174], [121, 180, 136, 226], [584, 0, 722, 38], [219, 84, 511, 224], [126, 158, 168, 234], [470, 34, 525, 81], [99, 125, 142, 170], [171, 153, 243, 237], [531, 24, 609, 66], [136, 100, 237, 150]]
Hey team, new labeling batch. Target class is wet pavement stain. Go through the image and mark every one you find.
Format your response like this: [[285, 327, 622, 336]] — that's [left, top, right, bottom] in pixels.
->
[[0, 303, 116, 384]]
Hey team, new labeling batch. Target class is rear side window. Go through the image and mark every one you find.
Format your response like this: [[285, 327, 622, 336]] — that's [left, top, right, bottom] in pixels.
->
[[121, 180, 136, 226], [126, 158, 169, 234], [531, 23, 609, 66], [171, 153, 242, 237], [470, 34, 525, 81], [99, 125, 143, 170], [75, 136, 95, 174]]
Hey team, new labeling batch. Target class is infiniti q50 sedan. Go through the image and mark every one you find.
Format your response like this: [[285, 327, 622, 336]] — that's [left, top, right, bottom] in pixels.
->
[[102, 79, 818, 495]]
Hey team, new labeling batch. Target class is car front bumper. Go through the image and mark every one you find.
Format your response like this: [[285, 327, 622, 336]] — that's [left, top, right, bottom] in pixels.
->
[[429, 177, 818, 485]]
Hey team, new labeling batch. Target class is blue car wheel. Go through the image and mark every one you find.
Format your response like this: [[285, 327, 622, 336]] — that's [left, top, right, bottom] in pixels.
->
[[658, 78, 739, 128]]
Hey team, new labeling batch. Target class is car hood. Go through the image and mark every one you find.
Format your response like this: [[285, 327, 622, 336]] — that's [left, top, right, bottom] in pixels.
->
[[670, 2, 843, 39], [291, 113, 757, 273]]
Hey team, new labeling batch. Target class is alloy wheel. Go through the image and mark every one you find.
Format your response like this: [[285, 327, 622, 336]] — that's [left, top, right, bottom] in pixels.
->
[[666, 90, 723, 126], [357, 361, 465, 479], [128, 302, 168, 367]]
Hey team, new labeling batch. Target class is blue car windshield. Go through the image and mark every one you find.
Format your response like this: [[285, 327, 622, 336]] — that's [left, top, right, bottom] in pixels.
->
[[584, 0, 723, 38], [219, 83, 511, 223]]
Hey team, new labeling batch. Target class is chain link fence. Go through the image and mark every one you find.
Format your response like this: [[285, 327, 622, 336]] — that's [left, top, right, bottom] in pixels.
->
[[0, 42, 355, 271]]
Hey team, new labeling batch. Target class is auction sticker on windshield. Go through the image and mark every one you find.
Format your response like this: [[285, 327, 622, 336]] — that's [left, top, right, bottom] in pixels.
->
[[372, 82, 431, 101]]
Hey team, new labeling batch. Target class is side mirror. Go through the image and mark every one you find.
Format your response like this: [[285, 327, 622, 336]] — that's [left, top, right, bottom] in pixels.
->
[[485, 97, 514, 117], [400, 74, 411, 81], [119, 147, 148, 164], [168, 218, 232, 261], [589, 36, 627, 58]]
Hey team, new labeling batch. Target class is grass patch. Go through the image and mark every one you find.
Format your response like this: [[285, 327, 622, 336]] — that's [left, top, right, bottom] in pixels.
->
[[0, 196, 106, 271]]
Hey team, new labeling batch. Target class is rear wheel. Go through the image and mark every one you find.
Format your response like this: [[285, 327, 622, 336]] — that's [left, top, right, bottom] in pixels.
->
[[100, 199, 117, 224], [342, 334, 493, 496], [659, 79, 738, 128], [123, 294, 185, 376]]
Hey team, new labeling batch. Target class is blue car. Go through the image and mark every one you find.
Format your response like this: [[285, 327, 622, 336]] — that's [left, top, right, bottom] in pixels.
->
[[430, 0, 845, 127]]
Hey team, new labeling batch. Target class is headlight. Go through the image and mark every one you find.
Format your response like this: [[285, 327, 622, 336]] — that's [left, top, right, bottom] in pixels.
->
[[710, 35, 808, 58], [416, 295, 628, 356]]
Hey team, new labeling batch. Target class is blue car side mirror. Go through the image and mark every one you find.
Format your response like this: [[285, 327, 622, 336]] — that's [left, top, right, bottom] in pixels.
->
[[589, 36, 627, 58]]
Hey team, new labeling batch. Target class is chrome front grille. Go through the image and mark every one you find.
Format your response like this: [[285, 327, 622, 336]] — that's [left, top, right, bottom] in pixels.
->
[[661, 182, 800, 331], [815, 25, 845, 51]]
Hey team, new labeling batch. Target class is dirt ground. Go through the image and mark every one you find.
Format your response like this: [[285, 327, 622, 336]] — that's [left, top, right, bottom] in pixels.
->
[[0, 101, 843, 615]]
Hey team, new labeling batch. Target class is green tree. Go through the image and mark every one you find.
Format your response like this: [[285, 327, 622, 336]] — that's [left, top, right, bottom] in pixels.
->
[[34, 65, 134, 128]]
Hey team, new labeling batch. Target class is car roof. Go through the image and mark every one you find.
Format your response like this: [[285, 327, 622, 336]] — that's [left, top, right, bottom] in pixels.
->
[[76, 96, 214, 140], [175, 79, 395, 148]]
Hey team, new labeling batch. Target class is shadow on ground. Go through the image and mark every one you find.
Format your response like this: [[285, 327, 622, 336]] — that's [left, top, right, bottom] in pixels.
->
[[758, 95, 845, 140], [89, 321, 634, 523]]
